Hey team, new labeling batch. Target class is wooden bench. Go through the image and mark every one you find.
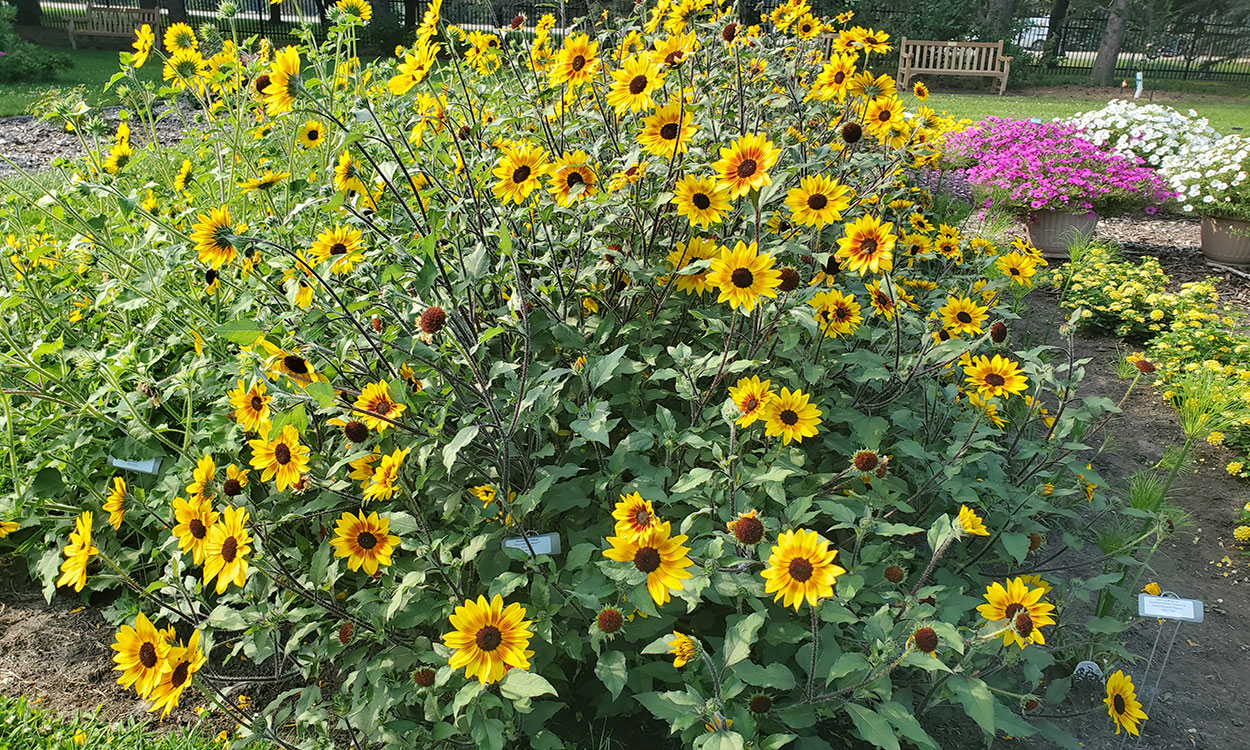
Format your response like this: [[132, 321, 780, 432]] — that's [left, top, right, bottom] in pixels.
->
[[897, 38, 1012, 95], [68, 4, 161, 50]]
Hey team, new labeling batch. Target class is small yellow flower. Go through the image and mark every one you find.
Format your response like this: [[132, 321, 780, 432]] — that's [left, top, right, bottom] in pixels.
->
[[1142, 582, 1162, 596]]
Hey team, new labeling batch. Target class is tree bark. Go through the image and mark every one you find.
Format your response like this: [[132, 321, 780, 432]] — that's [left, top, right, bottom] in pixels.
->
[[1043, 0, 1070, 60], [1091, 0, 1130, 86], [14, 0, 41, 26], [989, 0, 1018, 42], [164, 0, 188, 23]]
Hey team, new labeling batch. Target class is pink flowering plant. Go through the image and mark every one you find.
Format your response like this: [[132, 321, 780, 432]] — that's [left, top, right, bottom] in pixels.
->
[[944, 118, 1173, 215]]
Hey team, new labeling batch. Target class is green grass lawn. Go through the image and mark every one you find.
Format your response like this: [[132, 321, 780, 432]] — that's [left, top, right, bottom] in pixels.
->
[[0, 693, 250, 749], [0, 48, 157, 117]]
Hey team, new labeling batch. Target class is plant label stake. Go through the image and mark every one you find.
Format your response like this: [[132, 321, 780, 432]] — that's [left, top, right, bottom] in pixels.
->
[[502, 532, 561, 556], [107, 456, 163, 475], [1125, 592, 1204, 746]]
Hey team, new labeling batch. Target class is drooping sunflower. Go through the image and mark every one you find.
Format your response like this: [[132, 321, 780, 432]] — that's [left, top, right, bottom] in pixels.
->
[[637, 101, 698, 158], [56, 511, 98, 592], [191, 206, 241, 269], [297, 119, 327, 148], [491, 142, 549, 204], [603, 521, 693, 606], [706, 241, 782, 314], [162, 49, 207, 92], [336, 0, 372, 21], [809, 289, 862, 339], [238, 170, 290, 193], [956, 505, 989, 536], [660, 236, 719, 296], [131, 24, 154, 68], [547, 150, 599, 206], [365, 447, 409, 502], [111, 612, 171, 698], [331, 510, 400, 575], [964, 355, 1029, 399], [248, 424, 311, 492], [784, 174, 851, 228], [469, 485, 497, 506], [808, 54, 857, 102], [163, 22, 198, 54], [147, 630, 206, 718], [668, 632, 697, 668], [1104, 670, 1148, 736], [387, 42, 440, 95], [938, 296, 989, 336], [672, 175, 730, 228], [104, 140, 132, 174], [760, 529, 846, 610], [353, 380, 407, 432], [186, 454, 217, 503], [865, 280, 897, 320], [103, 476, 126, 530], [172, 495, 217, 565], [977, 577, 1056, 648], [611, 491, 661, 541], [202, 505, 252, 594], [262, 46, 301, 116], [442, 594, 534, 684], [835, 214, 896, 275], [763, 387, 822, 445], [333, 151, 368, 195], [348, 450, 381, 490], [607, 55, 665, 113], [728, 375, 776, 427], [711, 133, 781, 198], [996, 251, 1038, 287], [550, 33, 601, 87], [174, 159, 194, 192], [227, 379, 271, 433], [0, 520, 18, 537]]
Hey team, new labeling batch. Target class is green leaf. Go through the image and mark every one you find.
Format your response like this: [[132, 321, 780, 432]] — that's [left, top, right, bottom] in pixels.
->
[[1085, 616, 1126, 634], [695, 732, 744, 750], [443, 425, 479, 472], [1001, 532, 1031, 563], [589, 345, 629, 390], [595, 650, 628, 699], [499, 670, 557, 700], [733, 661, 796, 690], [879, 701, 939, 750], [722, 612, 765, 667], [305, 381, 336, 409], [267, 403, 308, 438], [671, 467, 716, 494], [845, 704, 900, 750], [214, 319, 263, 345], [206, 604, 247, 631], [950, 676, 996, 736]]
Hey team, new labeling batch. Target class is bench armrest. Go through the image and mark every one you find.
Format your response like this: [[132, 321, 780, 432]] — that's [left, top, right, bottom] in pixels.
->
[[1000, 54, 1014, 63]]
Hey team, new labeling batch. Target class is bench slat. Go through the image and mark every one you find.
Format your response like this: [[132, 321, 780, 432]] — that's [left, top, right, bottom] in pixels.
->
[[898, 38, 1010, 94]]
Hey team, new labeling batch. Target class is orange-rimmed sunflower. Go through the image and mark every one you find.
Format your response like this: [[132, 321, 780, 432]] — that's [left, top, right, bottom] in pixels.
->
[[809, 289, 862, 338], [784, 174, 851, 228], [365, 447, 408, 502], [388, 42, 440, 95], [976, 577, 1056, 648], [103, 476, 126, 530], [938, 295, 988, 336], [203, 505, 252, 594], [262, 45, 301, 115], [865, 280, 897, 320], [348, 450, 380, 490], [248, 424, 311, 492], [706, 241, 782, 314], [331, 509, 400, 575], [611, 491, 661, 541], [637, 101, 698, 158], [547, 150, 599, 206], [762, 387, 822, 445], [760, 529, 846, 610], [146, 630, 206, 718], [835, 214, 895, 275], [607, 55, 665, 113], [491, 142, 549, 204], [353, 380, 407, 432], [728, 375, 776, 427], [603, 521, 693, 606], [227, 379, 271, 433], [1105, 670, 1148, 736], [964, 355, 1029, 399], [912, 81, 930, 100], [172, 495, 217, 565], [550, 33, 601, 87], [191, 206, 241, 269], [442, 594, 534, 684], [672, 175, 730, 228], [56, 511, 98, 592], [711, 133, 781, 198], [956, 505, 989, 536], [660, 236, 719, 296], [111, 612, 171, 698]]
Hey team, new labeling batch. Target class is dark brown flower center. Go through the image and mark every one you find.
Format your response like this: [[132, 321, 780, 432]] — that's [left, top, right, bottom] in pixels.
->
[[250, 395, 264, 411], [633, 508, 651, 527], [835, 305, 851, 321], [833, 71, 846, 84], [780, 409, 798, 426], [307, 128, 320, 141], [878, 109, 892, 122], [566, 171, 584, 187], [223, 478, 242, 496], [807, 193, 828, 210], [634, 546, 661, 573], [660, 122, 679, 140], [788, 557, 813, 582], [628, 74, 648, 95], [221, 536, 238, 562], [1003, 603, 1023, 619], [730, 268, 754, 288], [956, 311, 972, 324], [283, 355, 309, 374], [330, 242, 348, 255], [189, 518, 207, 539], [356, 531, 378, 550], [736, 158, 757, 178], [274, 443, 292, 465], [743, 396, 759, 412], [254, 73, 271, 95], [692, 192, 711, 210], [571, 54, 586, 71], [1014, 610, 1034, 637], [1113, 694, 1126, 714], [985, 373, 1006, 387], [512, 165, 531, 184], [476, 625, 503, 651], [205, 269, 218, 284], [860, 238, 878, 255], [139, 641, 159, 669], [170, 660, 190, 687]]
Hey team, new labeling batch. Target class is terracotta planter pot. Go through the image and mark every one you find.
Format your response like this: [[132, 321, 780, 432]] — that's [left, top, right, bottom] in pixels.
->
[[1026, 210, 1100, 260], [1200, 216, 1250, 267]]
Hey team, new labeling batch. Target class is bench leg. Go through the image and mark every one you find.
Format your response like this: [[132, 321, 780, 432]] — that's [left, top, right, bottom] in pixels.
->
[[998, 74, 1007, 95]]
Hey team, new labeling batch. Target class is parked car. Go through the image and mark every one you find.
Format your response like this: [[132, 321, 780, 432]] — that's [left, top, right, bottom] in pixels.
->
[[1015, 17, 1049, 51]]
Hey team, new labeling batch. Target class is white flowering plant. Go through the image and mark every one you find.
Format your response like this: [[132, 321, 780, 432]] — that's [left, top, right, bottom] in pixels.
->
[[1163, 135, 1250, 221], [1062, 99, 1220, 173]]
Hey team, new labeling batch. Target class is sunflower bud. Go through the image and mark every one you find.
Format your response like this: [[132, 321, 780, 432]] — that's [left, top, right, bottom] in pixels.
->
[[990, 321, 1007, 343], [596, 607, 624, 634], [913, 626, 938, 654], [778, 267, 800, 292], [841, 121, 862, 144], [884, 565, 905, 583], [420, 306, 446, 334]]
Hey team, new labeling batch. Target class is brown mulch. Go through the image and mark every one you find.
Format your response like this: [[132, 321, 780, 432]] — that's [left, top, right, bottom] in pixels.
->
[[0, 107, 185, 176]]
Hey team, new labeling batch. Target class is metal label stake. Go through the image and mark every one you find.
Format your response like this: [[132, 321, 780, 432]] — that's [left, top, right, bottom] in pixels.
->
[[1124, 592, 1204, 746]]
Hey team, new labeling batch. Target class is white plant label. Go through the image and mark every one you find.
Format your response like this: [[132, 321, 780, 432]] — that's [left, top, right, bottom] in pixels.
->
[[503, 532, 561, 556], [107, 456, 162, 475], [1137, 594, 1204, 623]]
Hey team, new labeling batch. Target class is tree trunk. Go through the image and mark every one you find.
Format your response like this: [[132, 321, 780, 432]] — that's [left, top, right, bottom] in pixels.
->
[[164, 0, 188, 23], [14, 0, 41, 26], [1043, 0, 1070, 59], [270, 0, 283, 25], [404, 0, 418, 28], [1091, 0, 1130, 86], [989, 0, 1018, 43]]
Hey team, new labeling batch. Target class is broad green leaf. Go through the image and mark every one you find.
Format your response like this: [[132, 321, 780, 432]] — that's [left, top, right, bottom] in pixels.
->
[[595, 650, 628, 699], [845, 703, 900, 750], [442, 425, 479, 472], [733, 661, 796, 690], [214, 318, 263, 345], [500, 670, 557, 700], [950, 675, 996, 736], [722, 612, 765, 667], [589, 345, 629, 390]]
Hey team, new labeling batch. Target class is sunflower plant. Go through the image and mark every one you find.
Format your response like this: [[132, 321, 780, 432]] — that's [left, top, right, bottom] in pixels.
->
[[0, 1, 1171, 748]]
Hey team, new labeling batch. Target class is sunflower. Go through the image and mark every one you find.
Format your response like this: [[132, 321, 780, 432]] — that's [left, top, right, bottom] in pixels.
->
[[131, 24, 154, 68], [1103, 670, 1148, 735], [794, 13, 821, 39], [809, 289, 862, 338], [173, 159, 194, 192], [239, 170, 290, 193], [808, 54, 857, 102], [172, 495, 217, 565], [57, 511, 98, 592], [550, 33, 601, 87], [331, 509, 400, 575], [637, 100, 698, 158], [547, 151, 599, 206], [469, 485, 496, 506], [163, 22, 197, 54], [996, 251, 1038, 287], [365, 447, 408, 502], [353, 380, 407, 432], [864, 96, 904, 136], [660, 237, 719, 296], [711, 133, 781, 198], [865, 280, 897, 320], [672, 175, 730, 228], [307, 225, 363, 274], [785, 174, 851, 228], [147, 630, 206, 718], [103, 477, 126, 530], [0, 520, 18, 537], [227, 379, 271, 433], [964, 355, 1029, 399], [611, 491, 661, 541], [668, 632, 696, 668], [938, 296, 988, 336], [182, 455, 217, 504], [442, 594, 534, 684], [976, 577, 1056, 648], [912, 81, 929, 100], [248, 424, 311, 492], [492, 142, 549, 204], [846, 70, 896, 101], [348, 451, 380, 489], [835, 215, 895, 275], [336, 0, 371, 21], [763, 387, 822, 445], [203, 505, 252, 594], [112, 613, 171, 698], [651, 31, 696, 67], [416, 0, 441, 44], [760, 529, 846, 610], [297, 119, 327, 148], [728, 375, 775, 427], [956, 505, 989, 536], [388, 42, 439, 95], [333, 151, 368, 195], [162, 49, 207, 92], [856, 27, 892, 54], [607, 55, 665, 113], [191, 206, 241, 269], [603, 521, 693, 605], [706, 241, 782, 313], [262, 46, 301, 115]]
